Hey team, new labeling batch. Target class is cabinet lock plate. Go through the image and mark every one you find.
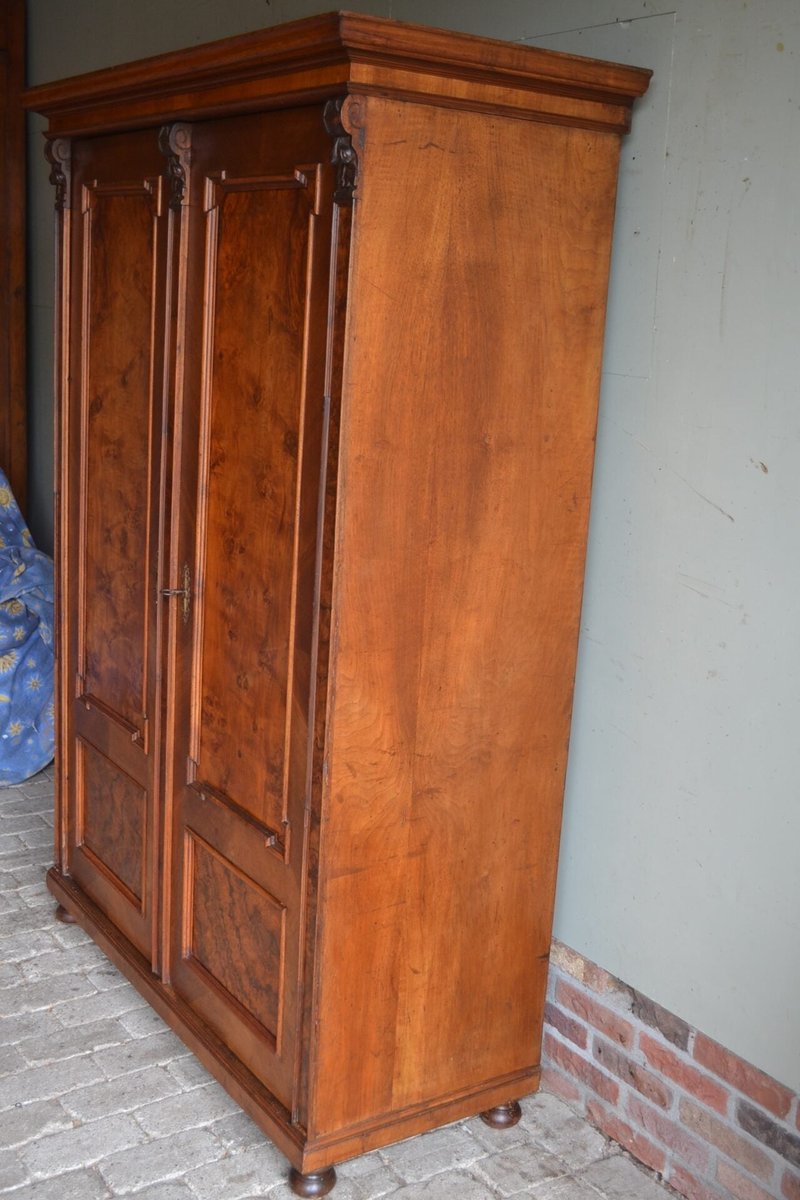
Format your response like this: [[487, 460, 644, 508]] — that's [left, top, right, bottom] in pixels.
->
[[160, 563, 191, 623]]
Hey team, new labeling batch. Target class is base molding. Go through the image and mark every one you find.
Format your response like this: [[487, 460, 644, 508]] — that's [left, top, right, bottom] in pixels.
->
[[46, 868, 541, 1174]]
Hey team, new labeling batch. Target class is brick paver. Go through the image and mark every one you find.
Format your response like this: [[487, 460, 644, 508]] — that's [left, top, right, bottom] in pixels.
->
[[0, 770, 674, 1198]]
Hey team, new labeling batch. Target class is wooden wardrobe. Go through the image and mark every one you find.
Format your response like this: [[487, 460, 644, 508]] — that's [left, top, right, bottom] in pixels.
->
[[26, 13, 649, 1195]]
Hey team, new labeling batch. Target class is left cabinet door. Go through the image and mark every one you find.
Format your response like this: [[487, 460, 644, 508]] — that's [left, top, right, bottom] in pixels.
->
[[59, 130, 172, 963]]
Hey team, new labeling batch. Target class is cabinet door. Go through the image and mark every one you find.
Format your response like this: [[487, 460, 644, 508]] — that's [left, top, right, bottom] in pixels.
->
[[62, 131, 171, 961], [164, 107, 341, 1110]]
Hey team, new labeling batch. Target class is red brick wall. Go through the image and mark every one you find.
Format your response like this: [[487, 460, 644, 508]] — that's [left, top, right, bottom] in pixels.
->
[[542, 941, 800, 1200]]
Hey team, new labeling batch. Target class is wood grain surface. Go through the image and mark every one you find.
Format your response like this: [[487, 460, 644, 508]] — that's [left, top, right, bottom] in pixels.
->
[[310, 93, 621, 1137]]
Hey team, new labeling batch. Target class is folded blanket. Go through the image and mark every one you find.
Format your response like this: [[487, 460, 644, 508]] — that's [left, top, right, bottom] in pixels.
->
[[0, 472, 55, 786]]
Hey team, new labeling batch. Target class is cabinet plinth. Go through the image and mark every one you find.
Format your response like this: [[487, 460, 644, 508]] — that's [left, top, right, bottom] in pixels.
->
[[26, 11, 650, 1189]]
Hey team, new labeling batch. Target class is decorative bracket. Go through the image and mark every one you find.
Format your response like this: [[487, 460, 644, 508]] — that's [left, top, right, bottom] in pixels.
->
[[158, 122, 193, 210], [45, 138, 71, 211], [323, 96, 358, 207]]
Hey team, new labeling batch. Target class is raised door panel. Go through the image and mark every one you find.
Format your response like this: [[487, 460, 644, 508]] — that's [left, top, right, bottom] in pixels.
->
[[63, 130, 171, 961], [79, 178, 158, 729], [195, 171, 318, 837], [165, 107, 342, 1110]]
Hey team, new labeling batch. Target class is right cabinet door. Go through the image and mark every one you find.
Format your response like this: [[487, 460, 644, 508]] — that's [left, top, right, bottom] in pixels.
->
[[164, 106, 342, 1109]]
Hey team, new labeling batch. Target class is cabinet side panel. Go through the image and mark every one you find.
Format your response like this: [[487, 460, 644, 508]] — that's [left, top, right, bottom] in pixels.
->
[[313, 97, 622, 1134]]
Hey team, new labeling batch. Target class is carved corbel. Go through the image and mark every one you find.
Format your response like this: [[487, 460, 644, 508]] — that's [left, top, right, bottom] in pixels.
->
[[45, 138, 72, 211], [323, 96, 359, 206], [159, 122, 193, 209]]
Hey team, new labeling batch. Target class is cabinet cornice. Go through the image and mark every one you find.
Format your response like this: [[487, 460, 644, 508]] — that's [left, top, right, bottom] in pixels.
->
[[25, 10, 651, 137]]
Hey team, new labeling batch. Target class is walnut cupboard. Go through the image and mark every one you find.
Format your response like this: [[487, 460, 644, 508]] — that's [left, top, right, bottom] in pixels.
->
[[25, 14, 650, 1195]]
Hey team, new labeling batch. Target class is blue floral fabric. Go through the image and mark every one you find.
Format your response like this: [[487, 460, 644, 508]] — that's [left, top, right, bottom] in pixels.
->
[[0, 470, 55, 786]]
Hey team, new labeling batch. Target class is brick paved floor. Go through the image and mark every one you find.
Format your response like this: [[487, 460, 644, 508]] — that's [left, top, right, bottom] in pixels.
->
[[0, 769, 674, 1199]]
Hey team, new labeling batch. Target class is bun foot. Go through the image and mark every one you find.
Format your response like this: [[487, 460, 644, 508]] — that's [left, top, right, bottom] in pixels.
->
[[480, 1100, 522, 1129], [54, 904, 77, 925], [288, 1166, 337, 1197]]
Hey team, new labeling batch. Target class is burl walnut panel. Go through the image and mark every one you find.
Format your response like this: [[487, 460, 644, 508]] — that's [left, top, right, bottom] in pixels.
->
[[195, 169, 321, 838], [185, 831, 285, 1043], [78, 179, 160, 733], [76, 738, 146, 906]]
